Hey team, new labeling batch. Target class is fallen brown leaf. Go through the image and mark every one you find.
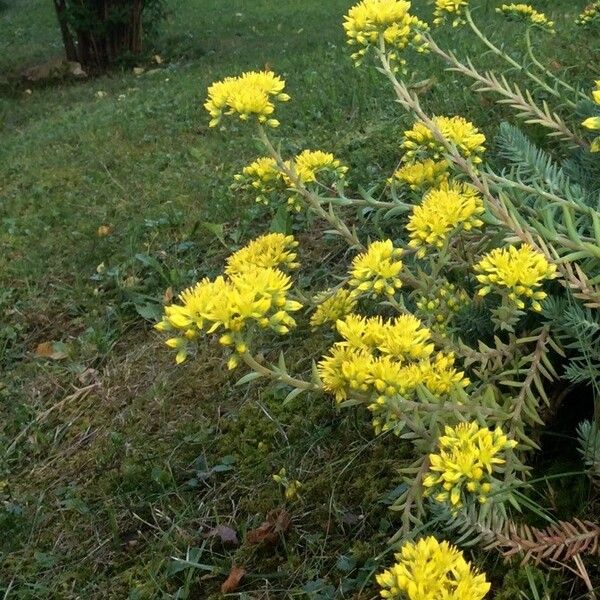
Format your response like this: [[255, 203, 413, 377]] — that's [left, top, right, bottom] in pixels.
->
[[221, 565, 246, 593], [246, 508, 291, 546], [35, 342, 68, 360]]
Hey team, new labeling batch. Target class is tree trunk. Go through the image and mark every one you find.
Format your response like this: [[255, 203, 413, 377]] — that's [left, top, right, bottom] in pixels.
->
[[52, 0, 148, 70], [52, 0, 78, 62]]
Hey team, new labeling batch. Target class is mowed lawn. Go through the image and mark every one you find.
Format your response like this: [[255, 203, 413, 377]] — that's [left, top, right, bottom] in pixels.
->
[[0, 0, 597, 597]]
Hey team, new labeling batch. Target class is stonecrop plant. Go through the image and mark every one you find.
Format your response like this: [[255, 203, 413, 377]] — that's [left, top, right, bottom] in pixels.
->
[[157, 0, 600, 595]]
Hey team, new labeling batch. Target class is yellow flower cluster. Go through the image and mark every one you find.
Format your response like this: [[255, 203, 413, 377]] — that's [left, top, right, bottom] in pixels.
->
[[376, 536, 490, 600], [496, 4, 555, 32], [475, 244, 557, 311], [582, 81, 600, 152], [433, 0, 469, 27], [576, 1, 600, 26], [416, 280, 470, 330], [287, 150, 348, 184], [235, 150, 347, 206], [389, 158, 449, 191], [349, 240, 404, 296], [318, 314, 434, 401], [343, 0, 428, 67], [204, 71, 290, 128], [402, 116, 486, 165], [318, 312, 469, 433], [156, 234, 302, 366], [337, 314, 434, 360], [369, 351, 469, 433], [420, 352, 469, 395], [424, 423, 517, 508], [407, 182, 484, 258], [226, 233, 299, 275], [234, 157, 281, 205], [310, 288, 358, 329]]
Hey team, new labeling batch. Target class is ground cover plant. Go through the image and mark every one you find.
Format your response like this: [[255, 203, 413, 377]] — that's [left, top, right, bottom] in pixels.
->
[[1, 0, 600, 598]]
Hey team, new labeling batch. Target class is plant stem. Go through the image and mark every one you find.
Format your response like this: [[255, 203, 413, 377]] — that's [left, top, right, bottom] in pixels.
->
[[257, 125, 364, 249], [524, 28, 587, 103], [424, 34, 584, 148], [377, 45, 600, 306], [465, 8, 569, 104], [241, 351, 320, 391]]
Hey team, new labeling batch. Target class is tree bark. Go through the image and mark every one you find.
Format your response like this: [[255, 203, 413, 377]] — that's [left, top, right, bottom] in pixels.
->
[[52, 0, 78, 62], [52, 0, 148, 70]]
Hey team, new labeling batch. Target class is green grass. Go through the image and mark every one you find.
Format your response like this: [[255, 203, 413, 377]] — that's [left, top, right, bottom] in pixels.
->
[[0, 0, 598, 597]]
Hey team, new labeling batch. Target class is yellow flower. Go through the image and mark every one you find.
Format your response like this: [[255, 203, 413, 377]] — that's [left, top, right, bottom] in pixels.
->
[[225, 233, 299, 275], [582, 82, 600, 151], [433, 0, 469, 27], [310, 288, 358, 329], [475, 244, 557, 311], [582, 116, 600, 130], [343, 0, 428, 67], [336, 314, 386, 350], [376, 536, 491, 600], [402, 116, 486, 164], [389, 158, 450, 191], [376, 315, 435, 361], [593, 81, 600, 105], [349, 240, 403, 296], [407, 181, 484, 258], [287, 149, 348, 185], [318, 335, 426, 404], [420, 352, 469, 394], [336, 314, 433, 361], [496, 4, 555, 32], [234, 157, 282, 204], [273, 468, 302, 501], [369, 355, 420, 396], [424, 423, 517, 508], [318, 344, 375, 401], [158, 240, 302, 364], [204, 71, 290, 128], [576, 1, 600, 27]]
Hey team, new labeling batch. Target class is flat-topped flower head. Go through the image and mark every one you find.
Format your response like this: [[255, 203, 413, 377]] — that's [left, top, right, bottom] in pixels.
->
[[336, 314, 434, 360], [402, 116, 486, 164], [496, 4, 555, 32], [376, 536, 490, 600], [225, 233, 300, 275], [310, 288, 358, 329], [375, 315, 434, 361], [287, 149, 348, 185], [424, 422, 517, 508], [420, 352, 469, 394], [204, 71, 290, 128], [234, 157, 282, 204], [582, 81, 600, 152], [389, 158, 450, 191], [157, 236, 303, 365], [576, 1, 600, 27], [475, 244, 557, 311], [318, 344, 375, 401], [433, 0, 469, 27], [349, 239, 403, 296], [407, 181, 484, 258], [343, 0, 428, 67]]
